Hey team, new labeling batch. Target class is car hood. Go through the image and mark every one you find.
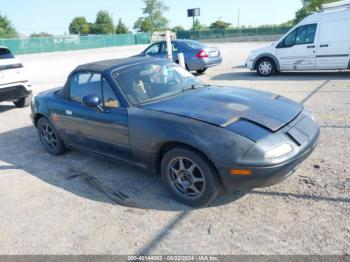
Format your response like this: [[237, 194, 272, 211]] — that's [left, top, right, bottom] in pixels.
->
[[141, 86, 303, 132], [250, 44, 276, 57]]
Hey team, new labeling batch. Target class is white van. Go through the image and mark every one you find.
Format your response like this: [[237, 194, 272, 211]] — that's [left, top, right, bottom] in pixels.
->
[[0, 46, 32, 107], [245, 0, 350, 76]]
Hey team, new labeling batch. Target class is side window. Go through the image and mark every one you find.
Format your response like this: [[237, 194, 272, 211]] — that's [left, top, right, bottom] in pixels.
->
[[172, 43, 180, 52], [102, 79, 120, 108], [69, 73, 102, 103], [279, 24, 317, 48], [283, 30, 297, 47], [163, 42, 180, 53], [304, 24, 317, 44], [145, 43, 160, 55], [0, 48, 15, 59]]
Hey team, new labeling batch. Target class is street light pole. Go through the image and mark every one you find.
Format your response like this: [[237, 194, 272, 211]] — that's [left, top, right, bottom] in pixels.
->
[[111, 13, 116, 34], [237, 9, 240, 36]]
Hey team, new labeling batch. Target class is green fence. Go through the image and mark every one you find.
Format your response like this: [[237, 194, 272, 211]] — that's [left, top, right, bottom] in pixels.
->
[[0, 33, 151, 55], [177, 26, 292, 40]]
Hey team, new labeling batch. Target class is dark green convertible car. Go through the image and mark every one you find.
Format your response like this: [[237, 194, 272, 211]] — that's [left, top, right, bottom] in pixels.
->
[[31, 57, 319, 207]]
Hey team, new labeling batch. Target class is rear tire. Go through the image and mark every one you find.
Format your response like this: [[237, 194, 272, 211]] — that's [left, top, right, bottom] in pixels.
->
[[13, 94, 32, 108], [161, 147, 220, 207], [256, 58, 276, 77], [196, 68, 207, 74], [37, 117, 67, 156]]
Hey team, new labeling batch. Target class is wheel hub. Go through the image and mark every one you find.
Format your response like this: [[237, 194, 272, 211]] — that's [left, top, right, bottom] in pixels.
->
[[179, 170, 193, 187], [168, 157, 206, 198], [259, 61, 272, 74]]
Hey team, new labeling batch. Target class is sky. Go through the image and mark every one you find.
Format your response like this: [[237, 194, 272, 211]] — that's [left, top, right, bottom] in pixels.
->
[[0, 0, 303, 36]]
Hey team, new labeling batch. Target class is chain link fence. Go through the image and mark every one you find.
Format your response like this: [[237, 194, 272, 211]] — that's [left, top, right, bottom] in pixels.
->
[[176, 26, 292, 40], [0, 33, 151, 55]]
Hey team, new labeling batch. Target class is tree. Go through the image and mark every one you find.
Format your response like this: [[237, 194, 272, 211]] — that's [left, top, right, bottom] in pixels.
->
[[193, 19, 205, 31], [171, 25, 184, 32], [134, 0, 169, 32], [0, 14, 17, 38], [88, 23, 96, 34], [115, 19, 129, 34], [209, 20, 231, 30], [69, 17, 90, 35], [94, 10, 115, 34], [134, 17, 153, 32], [294, 0, 338, 23], [30, 32, 53, 38]]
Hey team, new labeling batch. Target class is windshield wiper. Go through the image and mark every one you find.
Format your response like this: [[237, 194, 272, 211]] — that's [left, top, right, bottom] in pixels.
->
[[182, 83, 210, 92]]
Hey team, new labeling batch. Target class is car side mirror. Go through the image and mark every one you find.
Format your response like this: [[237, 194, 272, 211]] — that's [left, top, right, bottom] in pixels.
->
[[82, 94, 103, 111]]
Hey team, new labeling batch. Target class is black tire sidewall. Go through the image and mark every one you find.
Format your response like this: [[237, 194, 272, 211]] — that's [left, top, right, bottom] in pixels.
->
[[196, 68, 207, 74], [37, 117, 66, 156], [13, 94, 32, 108], [161, 147, 220, 207], [257, 58, 276, 77]]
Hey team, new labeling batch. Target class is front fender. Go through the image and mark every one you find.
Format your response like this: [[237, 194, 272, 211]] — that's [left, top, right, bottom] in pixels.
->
[[31, 95, 51, 127], [252, 53, 280, 71], [128, 108, 255, 172]]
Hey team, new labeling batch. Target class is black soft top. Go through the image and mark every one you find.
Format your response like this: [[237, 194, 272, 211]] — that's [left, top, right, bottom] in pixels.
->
[[58, 56, 164, 99], [74, 56, 160, 73]]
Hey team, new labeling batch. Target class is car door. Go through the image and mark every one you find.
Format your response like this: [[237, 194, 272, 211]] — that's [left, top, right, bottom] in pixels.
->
[[316, 15, 350, 69], [62, 72, 95, 147], [160, 41, 181, 61], [276, 24, 318, 71], [64, 72, 131, 160], [143, 42, 163, 58]]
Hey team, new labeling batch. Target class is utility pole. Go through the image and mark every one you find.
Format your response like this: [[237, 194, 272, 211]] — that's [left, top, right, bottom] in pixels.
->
[[111, 13, 116, 34], [237, 9, 240, 36]]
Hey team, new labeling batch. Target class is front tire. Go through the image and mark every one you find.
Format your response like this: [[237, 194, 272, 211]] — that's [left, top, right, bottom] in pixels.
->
[[161, 147, 220, 207], [37, 117, 67, 156], [256, 58, 276, 77], [13, 94, 32, 108]]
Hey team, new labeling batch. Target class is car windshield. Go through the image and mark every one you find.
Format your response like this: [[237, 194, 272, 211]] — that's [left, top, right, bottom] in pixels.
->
[[112, 61, 204, 105]]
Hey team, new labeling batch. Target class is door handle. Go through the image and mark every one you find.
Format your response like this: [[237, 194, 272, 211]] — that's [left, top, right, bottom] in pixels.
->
[[65, 110, 73, 116], [307, 45, 315, 48], [320, 44, 329, 48]]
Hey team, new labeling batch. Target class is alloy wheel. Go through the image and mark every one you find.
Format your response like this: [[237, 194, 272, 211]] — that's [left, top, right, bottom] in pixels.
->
[[41, 123, 57, 150], [168, 157, 206, 199]]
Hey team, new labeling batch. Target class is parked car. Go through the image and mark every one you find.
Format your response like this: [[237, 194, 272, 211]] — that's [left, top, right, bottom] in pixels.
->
[[0, 46, 32, 107], [139, 39, 222, 74], [31, 57, 319, 207], [245, 0, 350, 76]]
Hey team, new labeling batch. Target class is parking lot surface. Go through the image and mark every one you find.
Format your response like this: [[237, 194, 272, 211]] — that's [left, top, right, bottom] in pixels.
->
[[0, 42, 349, 255]]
